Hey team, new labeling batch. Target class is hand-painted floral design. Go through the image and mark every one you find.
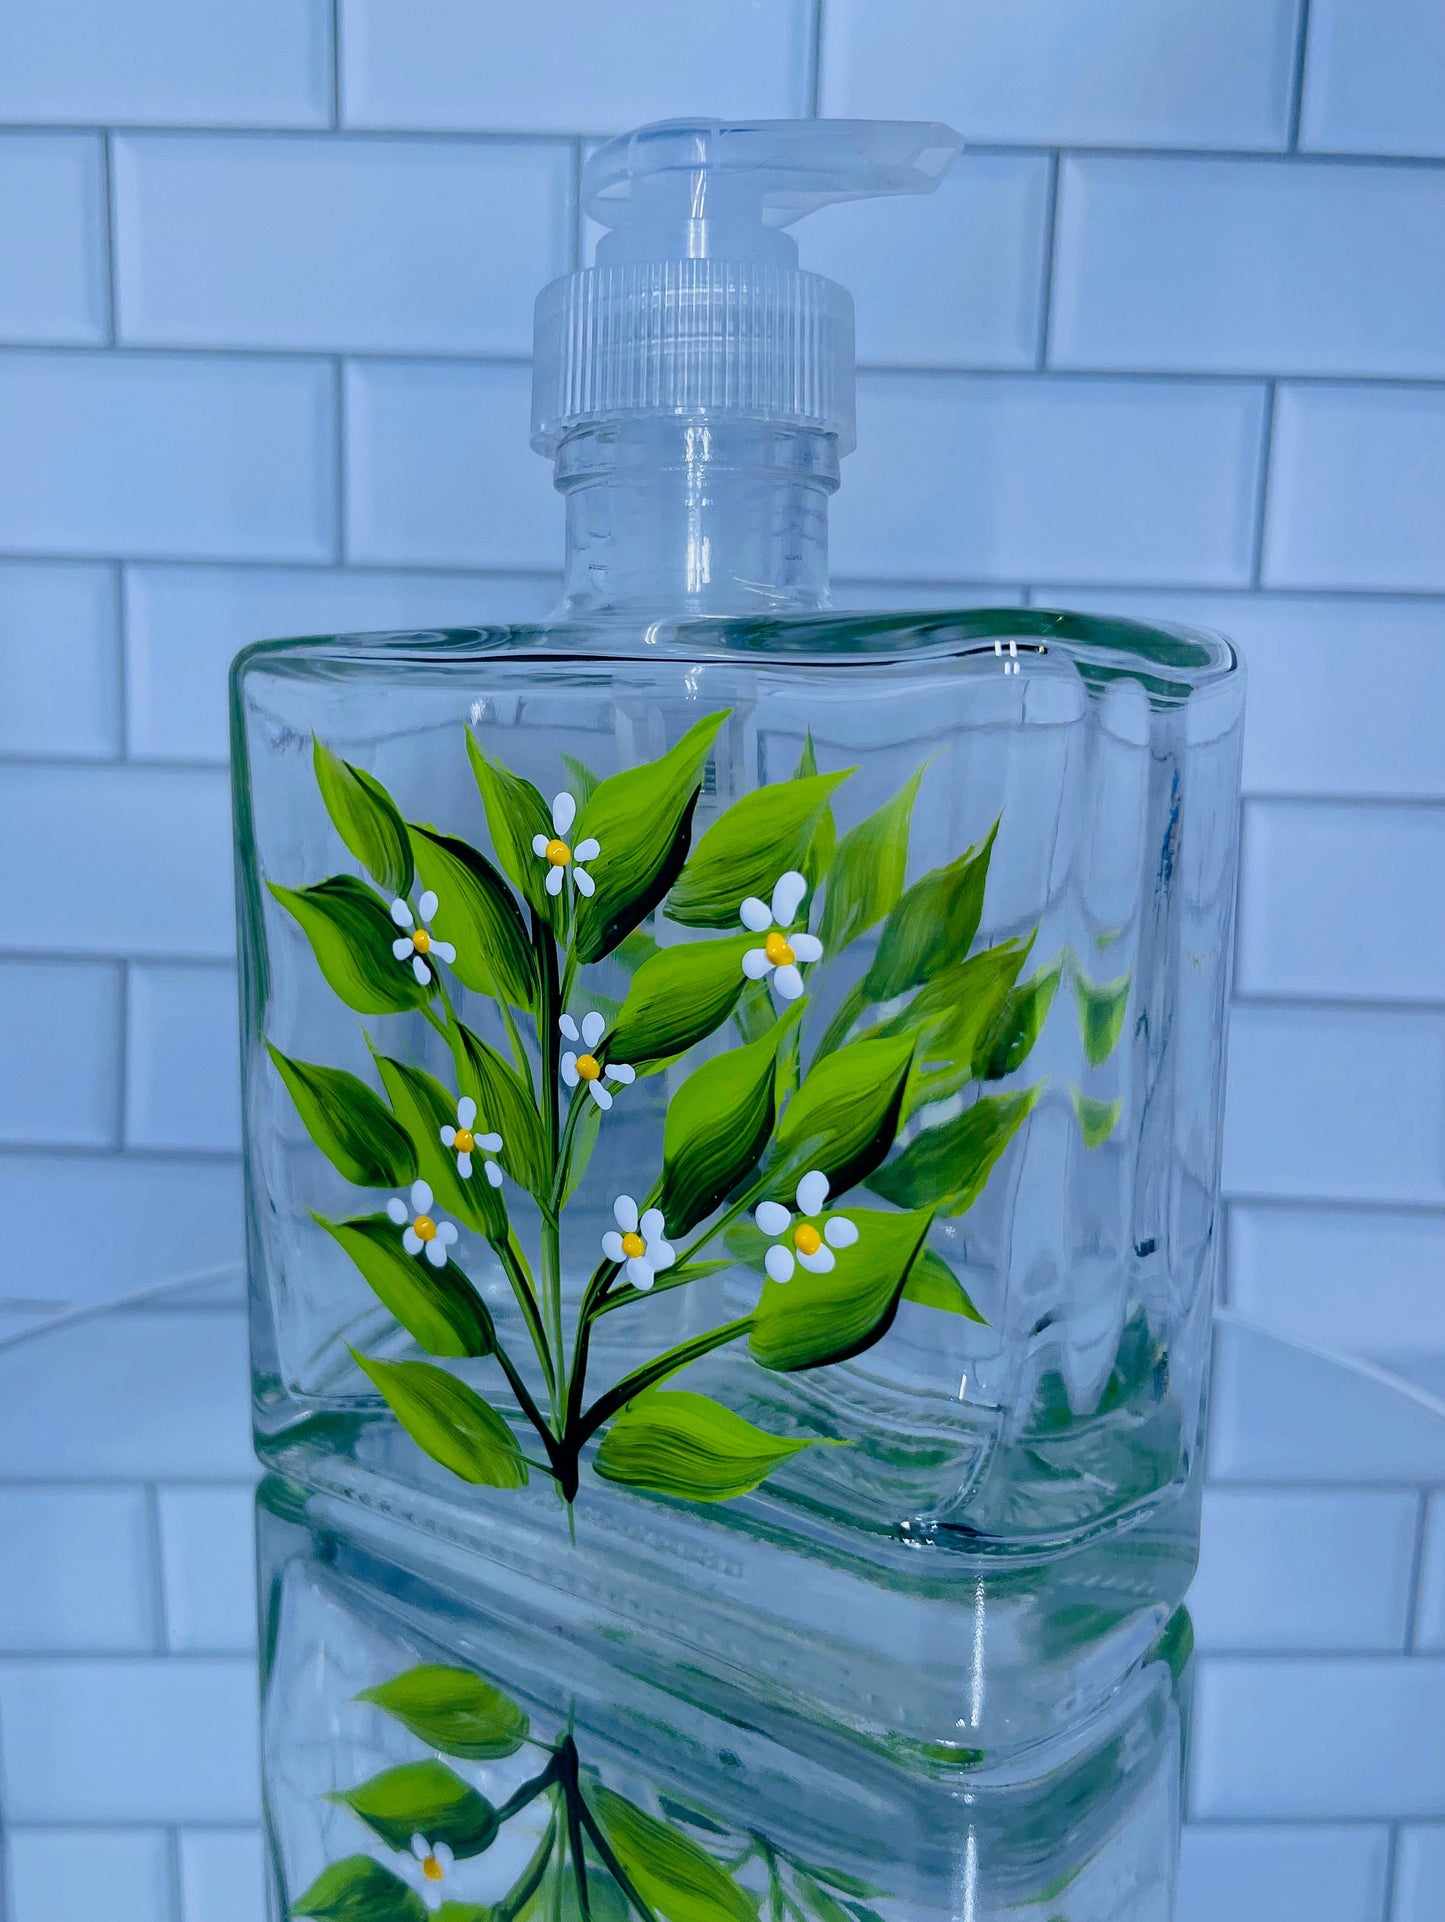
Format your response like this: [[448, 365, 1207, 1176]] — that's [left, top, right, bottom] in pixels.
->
[[740, 870, 823, 1001], [390, 889, 456, 985], [386, 1179, 459, 1267], [755, 1170, 859, 1283], [601, 1196, 675, 1291], [439, 1096, 503, 1187], [559, 1010, 636, 1111], [406, 1833, 454, 1912], [532, 791, 599, 898]]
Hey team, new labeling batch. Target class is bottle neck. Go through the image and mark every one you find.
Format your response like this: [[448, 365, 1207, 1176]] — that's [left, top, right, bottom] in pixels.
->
[[553, 421, 838, 618]]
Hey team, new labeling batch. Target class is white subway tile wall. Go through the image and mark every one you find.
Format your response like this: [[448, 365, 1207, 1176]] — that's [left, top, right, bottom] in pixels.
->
[[0, 4, 1441, 1915]]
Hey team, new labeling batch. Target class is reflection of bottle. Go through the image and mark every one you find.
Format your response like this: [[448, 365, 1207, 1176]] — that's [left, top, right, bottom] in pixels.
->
[[261, 1477, 1185, 1922], [234, 120, 1243, 1757]]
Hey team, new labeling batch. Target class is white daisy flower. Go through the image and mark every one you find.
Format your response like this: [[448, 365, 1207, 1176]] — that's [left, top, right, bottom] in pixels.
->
[[531, 791, 600, 899], [406, 1833, 455, 1912], [754, 1169, 860, 1283], [386, 1179, 459, 1268], [601, 1196, 676, 1291], [439, 1096, 503, 1188], [558, 1010, 636, 1111], [740, 869, 824, 1001], [390, 889, 456, 985]]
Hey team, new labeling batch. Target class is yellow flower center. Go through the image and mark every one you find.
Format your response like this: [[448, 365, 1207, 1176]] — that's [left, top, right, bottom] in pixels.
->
[[620, 1231, 646, 1259], [453, 1128, 474, 1154], [411, 929, 431, 954], [793, 1223, 822, 1256], [546, 838, 572, 867], [765, 930, 795, 967], [413, 1215, 437, 1242], [576, 1053, 602, 1081], [421, 1854, 444, 1882]]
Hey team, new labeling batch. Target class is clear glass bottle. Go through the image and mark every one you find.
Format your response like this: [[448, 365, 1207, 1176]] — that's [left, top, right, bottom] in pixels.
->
[[234, 120, 1243, 1762]]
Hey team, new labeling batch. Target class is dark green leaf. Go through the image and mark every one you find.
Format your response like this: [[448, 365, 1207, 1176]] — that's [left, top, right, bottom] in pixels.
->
[[267, 1044, 416, 1190], [456, 1024, 550, 1202], [409, 825, 536, 1009], [589, 1787, 757, 1922], [1074, 970, 1131, 1068], [749, 1205, 932, 1372], [1072, 1088, 1122, 1149], [901, 1245, 987, 1322], [819, 767, 922, 952], [292, 1854, 426, 1921], [352, 1352, 529, 1489], [862, 820, 998, 1003], [658, 1024, 788, 1236], [573, 710, 729, 963], [465, 734, 556, 920], [269, 876, 431, 1015], [320, 1214, 496, 1358], [372, 1053, 505, 1239], [607, 935, 755, 1066], [767, 1032, 914, 1197], [357, 1665, 528, 1760], [868, 1086, 1042, 1216], [313, 738, 414, 899], [666, 771, 851, 929], [974, 961, 1060, 1082], [594, 1390, 824, 1502], [328, 1758, 499, 1859]]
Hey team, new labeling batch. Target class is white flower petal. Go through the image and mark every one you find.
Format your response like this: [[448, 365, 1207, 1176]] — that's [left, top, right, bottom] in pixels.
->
[[424, 1238, 447, 1268], [422, 1884, 443, 1913], [572, 866, 596, 897], [755, 1200, 791, 1237], [740, 896, 772, 933], [790, 932, 824, 964], [581, 1011, 606, 1049], [431, 940, 456, 964], [559, 1014, 580, 1041], [476, 1130, 501, 1150], [649, 1240, 676, 1272], [560, 1053, 579, 1086], [456, 1152, 472, 1178], [590, 1081, 613, 1111], [457, 1096, 477, 1128], [602, 1231, 626, 1264], [639, 1207, 665, 1241], [573, 837, 600, 862], [613, 1195, 639, 1233], [607, 1062, 636, 1085], [824, 1216, 859, 1249], [434, 1844, 454, 1873], [773, 963, 804, 1001], [387, 1198, 408, 1224], [411, 1836, 429, 1863], [552, 791, 576, 835], [764, 1244, 796, 1284], [418, 889, 439, 922], [412, 954, 432, 985], [626, 1256, 655, 1290], [532, 834, 551, 857], [403, 1227, 423, 1256], [485, 1160, 503, 1188], [390, 898, 414, 929], [796, 1169, 829, 1217], [440, 1125, 457, 1146], [798, 1245, 835, 1274], [411, 1180, 433, 1211], [545, 865, 565, 896], [392, 936, 414, 960], [437, 1221, 457, 1244], [771, 869, 808, 925], [742, 947, 773, 981]]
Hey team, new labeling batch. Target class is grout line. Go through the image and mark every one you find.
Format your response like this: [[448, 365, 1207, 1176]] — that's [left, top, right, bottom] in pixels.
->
[[330, 0, 344, 130], [570, 139, 585, 270], [164, 1825, 184, 1922], [98, 130, 118, 346], [1404, 1490, 1432, 1653], [109, 559, 129, 761], [1232, 986, 1445, 1016], [1249, 381, 1278, 586], [331, 356, 348, 564], [806, 0, 826, 117], [114, 957, 131, 1149], [1035, 151, 1062, 369], [1287, 0, 1314, 154], [1382, 1823, 1402, 1922], [144, 1481, 170, 1654]]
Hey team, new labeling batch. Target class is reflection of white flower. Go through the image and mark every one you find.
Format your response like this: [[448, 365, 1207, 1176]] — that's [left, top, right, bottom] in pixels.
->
[[390, 890, 456, 986], [601, 1196, 675, 1291], [439, 1096, 503, 1188], [386, 1180, 459, 1268], [740, 870, 823, 1001], [407, 1833, 455, 1912], [559, 1010, 636, 1111], [755, 1169, 859, 1283], [531, 791, 600, 898]]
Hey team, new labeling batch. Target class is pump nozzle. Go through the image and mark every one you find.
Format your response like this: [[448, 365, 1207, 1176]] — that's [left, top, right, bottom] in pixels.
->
[[532, 117, 962, 456]]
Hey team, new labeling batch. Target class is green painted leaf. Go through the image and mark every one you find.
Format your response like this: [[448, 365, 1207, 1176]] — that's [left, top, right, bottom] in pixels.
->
[[589, 1786, 758, 1922], [974, 960, 1060, 1082], [607, 935, 755, 1066], [372, 1053, 505, 1238], [794, 732, 838, 890], [559, 752, 601, 809], [666, 771, 851, 929], [901, 1245, 987, 1322], [409, 825, 536, 1009], [267, 1045, 416, 1189], [292, 1853, 426, 1921], [594, 1390, 822, 1502], [465, 734, 556, 920], [1074, 970, 1131, 1068], [328, 1758, 499, 1859], [352, 1352, 529, 1489], [357, 1664, 528, 1760], [749, 1205, 932, 1372], [432, 1906, 492, 1922], [868, 1086, 1042, 1216], [862, 820, 998, 1003], [573, 710, 729, 963], [320, 1215, 496, 1358], [1072, 1087, 1122, 1149], [873, 937, 1033, 1114], [819, 766, 922, 953], [767, 1032, 914, 1196], [658, 1024, 786, 1236], [313, 738, 414, 899], [269, 875, 431, 1015], [456, 1024, 550, 1202]]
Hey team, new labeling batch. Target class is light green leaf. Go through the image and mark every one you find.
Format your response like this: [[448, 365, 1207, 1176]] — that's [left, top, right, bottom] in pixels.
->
[[328, 1758, 499, 1859], [320, 1214, 496, 1358], [901, 1245, 987, 1322], [658, 1023, 787, 1236], [1074, 970, 1131, 1068], [1072, 1087, 1122, 1149], [573, 710, 729, 963], [794, 732, 838, 890], [267, 1044, 416, 1190], [292, 1853, 426, 1921], [819, 766, 923, 952], [409, 825, 536, 1009], [868, 1085, 1042, 1216], [313, 738, 414, 899], [974, 960, 1061, 1082], [269, 875, 431, 1015], [767, 1032, 914, 1197], [666, 771, 852, 929], [357, 1664, 528, 1760], [607, 935, 755, 1066], [465, 734, 556, 920], [558, 752, 601, 810], [372, 1053, 505, 1238], [594, 1390, 824, 1502], [455, 1024, 550, 1202], [878, 937, 1033, 1115], [352, 1352, 529, 1489], [862, 820, 998, 1003], [589, 1786, 758, 1922], [749, 1205, 932, 1372]]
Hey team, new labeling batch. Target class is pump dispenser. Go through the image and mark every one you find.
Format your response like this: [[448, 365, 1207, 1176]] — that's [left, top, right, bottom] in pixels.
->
[[233, 118, 1243, 1779]]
